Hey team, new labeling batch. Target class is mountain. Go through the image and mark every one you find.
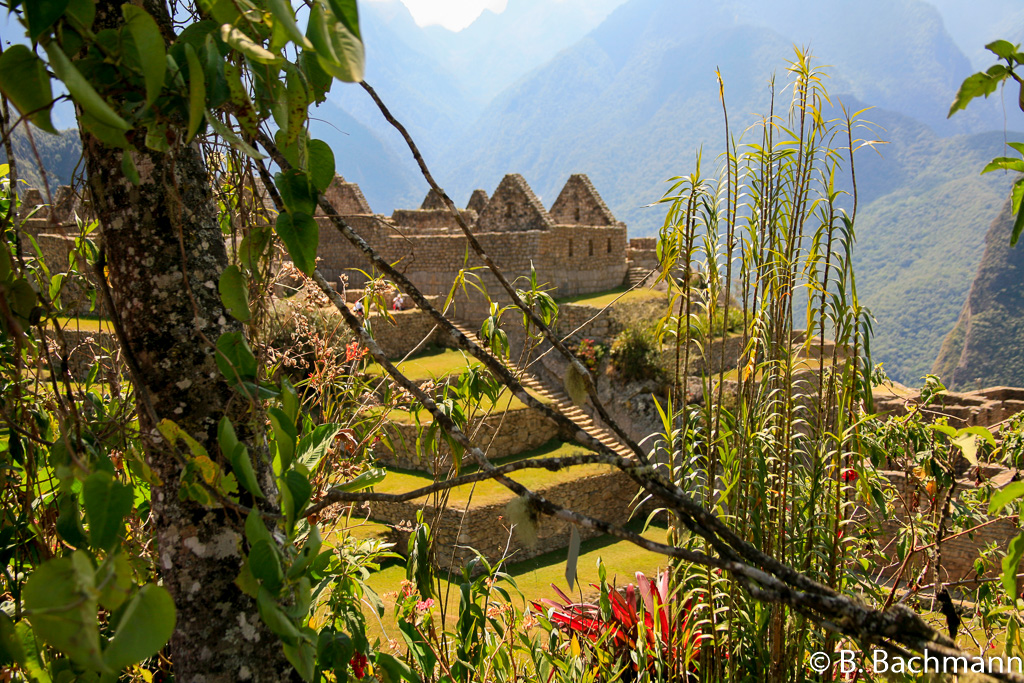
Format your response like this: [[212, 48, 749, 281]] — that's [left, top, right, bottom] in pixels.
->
[[932, 196, 1024, 389], [308, 101, 424, 213], [927, 0, 1024, 68], [851, 114, 1016, 384], [438, 0, 996, 228], [0, 123, 82, 193]]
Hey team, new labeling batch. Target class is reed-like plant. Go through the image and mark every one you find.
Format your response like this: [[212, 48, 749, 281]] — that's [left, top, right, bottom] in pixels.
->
[[650, 48, 878, 681]]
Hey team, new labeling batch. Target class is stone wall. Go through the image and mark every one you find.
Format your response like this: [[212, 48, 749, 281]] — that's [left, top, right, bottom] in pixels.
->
[[373, 468, 640, 570], [366, 309, 444, 359], [390, 209, 478, 231], [375, 406, 558, 472], [874, 385, 1024, 429]]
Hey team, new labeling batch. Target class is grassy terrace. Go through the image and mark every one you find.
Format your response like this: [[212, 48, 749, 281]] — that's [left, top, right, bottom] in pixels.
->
[[556, 286, 665, 308], [373, 440, 606, 507], [325, 514, 671, 640], [54, 316, 114, 333]]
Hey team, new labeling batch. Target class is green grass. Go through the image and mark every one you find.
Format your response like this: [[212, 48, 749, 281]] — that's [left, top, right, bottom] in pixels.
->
[[368, 386, 550, 425], [53, 316, 113, 333], [351, 520, 671, 642], [374, 440, 602, 507], [365, 347, 480, 378], [557, 286, 665, 309]]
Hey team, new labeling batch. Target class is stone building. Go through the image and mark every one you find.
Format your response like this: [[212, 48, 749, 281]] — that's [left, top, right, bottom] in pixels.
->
[[315, 172, 645, 320]]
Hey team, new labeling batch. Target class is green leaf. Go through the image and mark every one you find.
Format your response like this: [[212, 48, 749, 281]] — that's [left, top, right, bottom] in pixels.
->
[[0, 612, 25, 668], [218, 264, 251, 322], [157, 418, 210, 459], [121, 151, 140, 184], [294, 424, 341, 471], [991, 481, 1024, 515], [376, 652, 422, 683], [249, 539, 284, 594], [184, 44, 206, 142], [281, 470, 312, 527], [274, 170, 318, 215], [0, 45, 57, 134], [25, 0, 70, 41], [308, 139, 336, 193], [284, 64, 310, 145], [987, 39, 1018, 60], [565, 524, 580, 591], [220, 25, 280, 65], [326, 0, 361, 40], [215, 331, 258, 382], [286, 526, 322, 580], [96, 553, 133, 612], [245, 508, 274, 547], [266, 0, 313, 51], [274, 212, 319, 276], [14, 621, 52, 683], [949, 71, 1001, 117], [336, 467, 386, 493], [981, 157, 1024, 174], [283, 638, 316, 682], [204, 111, 265, 159], [281, 377, 299, 423], [44, 42, 129, 132], [269, 407, 298, 471], [101, 584, 176, 672], [257, 587, 302, 645], [56, 493, 89, 549], [307, 1, 365, 83], [122, 5, 166, 107], [83, 471, 134, 551], [64, 0, 95, 29], [24, 551, 103, 670], [230, 443, 264, 498], [1013, 179, 1024, 247], [239, 225, 272, 270], [1003, 532, 1024, 597]]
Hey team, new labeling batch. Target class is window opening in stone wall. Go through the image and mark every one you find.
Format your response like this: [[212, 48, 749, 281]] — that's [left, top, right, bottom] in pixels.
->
[[505, 202, 514, 218], [607, 238, 612, 253], [568, 239, 573, 257], [588, 239, 594, 256], [574, 207, 581, 222]]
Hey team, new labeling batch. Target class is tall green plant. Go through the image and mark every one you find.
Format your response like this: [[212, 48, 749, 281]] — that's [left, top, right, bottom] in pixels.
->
[[651, 50, 875, 681]]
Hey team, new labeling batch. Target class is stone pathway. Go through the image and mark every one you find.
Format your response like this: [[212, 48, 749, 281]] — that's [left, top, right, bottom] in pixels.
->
[[449, 321, 635, 459]]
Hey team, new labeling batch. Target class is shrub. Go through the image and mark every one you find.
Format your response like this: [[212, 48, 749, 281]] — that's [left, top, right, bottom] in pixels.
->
[[569, 337, 607, 372], [609, 325, 662, 382]]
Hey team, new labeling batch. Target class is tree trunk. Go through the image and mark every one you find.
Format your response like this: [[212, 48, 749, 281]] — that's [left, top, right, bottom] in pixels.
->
[[80, 2, 299, 680]]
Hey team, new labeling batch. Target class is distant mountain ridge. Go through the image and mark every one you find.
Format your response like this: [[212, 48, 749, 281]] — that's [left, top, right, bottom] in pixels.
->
[[932, 197, 1024, 389]]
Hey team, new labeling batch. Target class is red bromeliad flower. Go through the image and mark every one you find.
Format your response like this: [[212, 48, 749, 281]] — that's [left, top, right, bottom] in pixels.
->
[[532, 571, 699, 678], [350, 652, 367, 678]]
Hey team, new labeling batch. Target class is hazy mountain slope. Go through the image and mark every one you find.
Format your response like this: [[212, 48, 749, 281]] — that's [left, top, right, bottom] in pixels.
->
[[327, 2, 471, 161], [932, 196, 1024, 389], [419, 0, 629, 105], [0, 124, 82, 193], [854, 125, 1015, 384], [308, 101, 424, 214], [926, 0, 1024, 67]]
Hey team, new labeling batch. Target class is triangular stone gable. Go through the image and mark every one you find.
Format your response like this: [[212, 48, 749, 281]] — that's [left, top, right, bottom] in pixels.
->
[[466, 189, 488, 214], [321, 174, 372, 215], [420, 188, 446, 210], [549, 174, 617, 226], [477, 174, 553, 232]]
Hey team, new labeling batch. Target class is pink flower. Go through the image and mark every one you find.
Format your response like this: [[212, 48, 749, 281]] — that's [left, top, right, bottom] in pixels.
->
[[415, 598, 435, 613]]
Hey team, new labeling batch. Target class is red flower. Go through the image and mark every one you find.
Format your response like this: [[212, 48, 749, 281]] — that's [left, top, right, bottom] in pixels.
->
[[346, 342, 367, 362], [841, 468, 858, 483], [350, 652, 367, 678]]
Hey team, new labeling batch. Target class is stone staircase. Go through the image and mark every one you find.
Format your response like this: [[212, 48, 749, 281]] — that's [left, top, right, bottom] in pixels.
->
[[625, 266, 651, 287], [450, 322, 634, 459]]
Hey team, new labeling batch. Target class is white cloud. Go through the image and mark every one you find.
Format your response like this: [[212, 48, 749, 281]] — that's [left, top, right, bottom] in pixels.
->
[[386, 0, 509, 31]]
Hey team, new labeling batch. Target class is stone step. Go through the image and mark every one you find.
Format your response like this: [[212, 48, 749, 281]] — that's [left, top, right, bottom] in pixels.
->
[[448, 322, 634, 459]]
